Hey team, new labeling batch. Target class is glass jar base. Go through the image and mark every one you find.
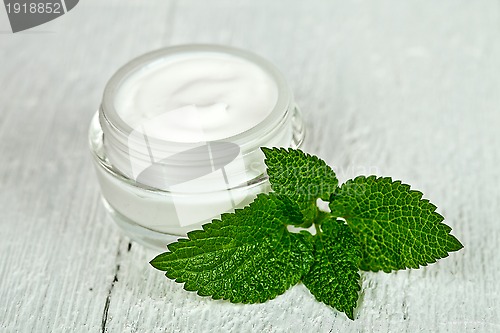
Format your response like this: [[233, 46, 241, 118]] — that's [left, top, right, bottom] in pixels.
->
[[93, 105, 306, 250], [101, 197, 185, 250]]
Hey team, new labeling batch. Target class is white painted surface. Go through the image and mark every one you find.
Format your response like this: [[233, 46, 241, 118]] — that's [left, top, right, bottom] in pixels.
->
[[0, 1, 498, 332]]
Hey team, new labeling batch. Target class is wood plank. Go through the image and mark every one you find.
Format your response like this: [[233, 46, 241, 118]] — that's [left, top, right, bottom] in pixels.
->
[[0, 0, 499, 332]]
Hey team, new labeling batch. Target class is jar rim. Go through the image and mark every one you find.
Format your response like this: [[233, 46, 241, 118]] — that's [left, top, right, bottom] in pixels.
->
[[100, 44, 293, 146]]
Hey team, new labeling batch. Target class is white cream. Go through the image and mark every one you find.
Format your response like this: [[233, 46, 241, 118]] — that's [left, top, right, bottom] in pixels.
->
[[114, 53, 278, 142]]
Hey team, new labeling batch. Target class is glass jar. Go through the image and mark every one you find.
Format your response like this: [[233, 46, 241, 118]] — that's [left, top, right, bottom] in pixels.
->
[[89, 45, 305, 249]]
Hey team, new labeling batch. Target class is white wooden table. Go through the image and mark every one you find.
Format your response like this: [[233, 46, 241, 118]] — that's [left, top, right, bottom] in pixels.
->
[[1, 1, 498, 332]]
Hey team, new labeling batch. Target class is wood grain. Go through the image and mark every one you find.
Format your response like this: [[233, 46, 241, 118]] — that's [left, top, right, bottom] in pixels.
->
[[1, 0, 498, 332]]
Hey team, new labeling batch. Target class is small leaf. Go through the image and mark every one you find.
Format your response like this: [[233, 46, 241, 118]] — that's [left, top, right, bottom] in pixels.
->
[[261, 147, 338, 223], [329, 176, 463, 272], [150, 193, 314, 303], [302, 218, 361, 320]]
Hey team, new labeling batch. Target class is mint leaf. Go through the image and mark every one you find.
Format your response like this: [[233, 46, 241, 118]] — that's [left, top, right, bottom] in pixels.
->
[[150, 148, 464, 319], [261, 147, 338, 223], [150, 193, 314, 303], [303, 218, 361, 320], [329, 176, 463, 272]]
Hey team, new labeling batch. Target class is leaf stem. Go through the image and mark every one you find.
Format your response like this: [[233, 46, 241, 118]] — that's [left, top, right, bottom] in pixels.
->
[[314, 223, 322, 235], [314, 211, 330, 225]]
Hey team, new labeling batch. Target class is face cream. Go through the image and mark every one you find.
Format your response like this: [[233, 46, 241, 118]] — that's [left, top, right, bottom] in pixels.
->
[[89, 45, 305, 249]]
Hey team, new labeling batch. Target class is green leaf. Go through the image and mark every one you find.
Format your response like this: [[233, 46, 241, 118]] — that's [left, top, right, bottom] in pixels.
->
[[329, 176, 463, 272], [261, 147, 338, 223], [302, 218, 361, 320], [150, 193, 314, 303]]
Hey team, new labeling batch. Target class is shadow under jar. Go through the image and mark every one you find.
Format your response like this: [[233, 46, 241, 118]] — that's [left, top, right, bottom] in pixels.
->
[[89, 45, 305, 249]]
